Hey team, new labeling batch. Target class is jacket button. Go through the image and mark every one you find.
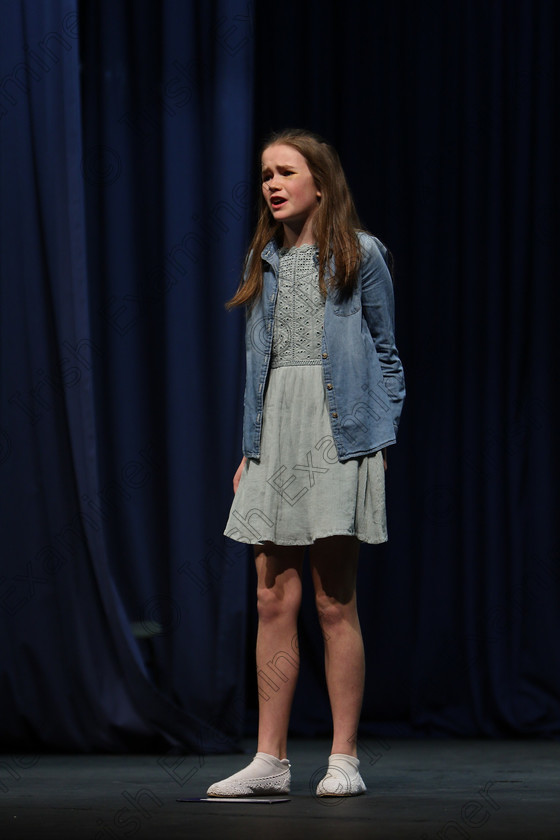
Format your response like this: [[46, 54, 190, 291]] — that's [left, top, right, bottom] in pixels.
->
[[331, 412, 338, 418], [327, 384, 333, 390], [322, 352, 328, 359]]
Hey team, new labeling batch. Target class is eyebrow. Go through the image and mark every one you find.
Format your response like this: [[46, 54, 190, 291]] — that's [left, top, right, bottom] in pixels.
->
[[261, 162, 297, 170]]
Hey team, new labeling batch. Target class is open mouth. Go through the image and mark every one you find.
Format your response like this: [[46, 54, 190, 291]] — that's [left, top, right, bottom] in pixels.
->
[[270, 197, 287, 207]]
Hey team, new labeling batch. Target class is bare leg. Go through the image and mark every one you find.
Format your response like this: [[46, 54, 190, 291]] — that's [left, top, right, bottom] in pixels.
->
[[309, 536, 363, 757], [255, 542, 304, 760]]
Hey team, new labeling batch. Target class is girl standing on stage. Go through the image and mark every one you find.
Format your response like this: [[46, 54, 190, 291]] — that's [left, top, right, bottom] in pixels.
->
[[208, 129, 405, 797]]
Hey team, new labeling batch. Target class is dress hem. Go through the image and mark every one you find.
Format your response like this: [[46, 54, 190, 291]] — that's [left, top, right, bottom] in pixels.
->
[[224, 529, 388, 547]]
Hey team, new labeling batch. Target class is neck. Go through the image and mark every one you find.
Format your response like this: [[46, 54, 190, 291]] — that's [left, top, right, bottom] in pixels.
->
[[281, 217, 316, 248]]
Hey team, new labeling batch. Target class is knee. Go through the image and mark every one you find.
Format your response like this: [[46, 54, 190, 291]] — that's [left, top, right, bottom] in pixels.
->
[[257, 585, 300, 624], [315, 592, 355, 630]]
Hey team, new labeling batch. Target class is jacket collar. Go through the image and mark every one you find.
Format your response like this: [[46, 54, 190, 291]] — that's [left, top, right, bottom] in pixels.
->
[[261, 238, 321, 268]]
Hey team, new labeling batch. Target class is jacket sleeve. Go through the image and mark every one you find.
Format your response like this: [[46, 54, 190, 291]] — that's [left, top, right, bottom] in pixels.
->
[[359, 234, 406, 436]]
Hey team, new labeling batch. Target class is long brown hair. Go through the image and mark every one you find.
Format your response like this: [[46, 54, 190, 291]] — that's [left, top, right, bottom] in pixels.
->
[[226, 129, 365, 309]]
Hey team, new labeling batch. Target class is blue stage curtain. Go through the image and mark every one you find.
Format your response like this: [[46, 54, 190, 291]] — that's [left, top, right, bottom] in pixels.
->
[[1, 0, 252, 752], [1, 0, 558, 753], [249, 0, 560, 738]]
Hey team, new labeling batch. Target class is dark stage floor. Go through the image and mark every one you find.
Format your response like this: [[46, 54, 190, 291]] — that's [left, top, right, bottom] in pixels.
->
[[2, 738, 560, 839]]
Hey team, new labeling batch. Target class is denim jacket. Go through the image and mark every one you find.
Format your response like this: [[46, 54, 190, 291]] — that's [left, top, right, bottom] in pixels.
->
[[242, 232, 405, 462]]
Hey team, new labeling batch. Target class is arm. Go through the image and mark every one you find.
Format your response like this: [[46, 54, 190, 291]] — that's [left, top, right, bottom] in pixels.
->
[[360, 235, 406, 437], [233, 456, 247, 493]]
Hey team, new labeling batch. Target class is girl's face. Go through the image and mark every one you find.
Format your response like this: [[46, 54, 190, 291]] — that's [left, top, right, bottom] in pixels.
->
[[261, 144, 321, 233]]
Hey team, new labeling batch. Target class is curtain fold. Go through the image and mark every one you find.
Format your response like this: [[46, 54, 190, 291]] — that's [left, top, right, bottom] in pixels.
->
[[1, 0, 252, 752]]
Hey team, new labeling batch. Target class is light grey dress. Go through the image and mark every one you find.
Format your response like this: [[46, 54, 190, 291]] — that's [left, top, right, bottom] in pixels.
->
[[224, 243, 387, 546]]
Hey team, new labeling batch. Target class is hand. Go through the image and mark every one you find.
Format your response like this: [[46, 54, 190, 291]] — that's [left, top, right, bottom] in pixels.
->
[[382, 448, 387, 471], [233, 457, 247, 493]]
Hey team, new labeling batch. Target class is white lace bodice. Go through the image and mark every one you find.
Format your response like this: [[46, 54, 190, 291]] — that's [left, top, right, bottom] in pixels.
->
[[270, 244, 325, 369]]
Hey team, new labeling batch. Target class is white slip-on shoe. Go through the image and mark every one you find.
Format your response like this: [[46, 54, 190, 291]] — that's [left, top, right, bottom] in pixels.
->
[[207, 752, 291, 797], [316, 753, 366, 797]]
